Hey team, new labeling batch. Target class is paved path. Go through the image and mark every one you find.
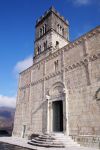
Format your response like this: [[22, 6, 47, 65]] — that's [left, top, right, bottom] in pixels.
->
[[0, 137, 99, 150]]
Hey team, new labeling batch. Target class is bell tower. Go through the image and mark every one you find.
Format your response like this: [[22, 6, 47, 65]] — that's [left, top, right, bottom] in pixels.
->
[[34, 6, 69, 58]]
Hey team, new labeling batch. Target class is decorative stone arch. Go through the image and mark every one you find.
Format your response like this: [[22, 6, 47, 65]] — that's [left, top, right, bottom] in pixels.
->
[[46, 82, 68, 135], [49, 82, 65, 98]]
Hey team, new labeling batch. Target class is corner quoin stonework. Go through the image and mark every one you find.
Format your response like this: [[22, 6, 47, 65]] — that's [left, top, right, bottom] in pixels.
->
[[13, 6, 100, 148]]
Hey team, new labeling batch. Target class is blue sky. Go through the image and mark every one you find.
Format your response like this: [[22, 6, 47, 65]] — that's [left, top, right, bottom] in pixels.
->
[[0, 0, 99, 107]]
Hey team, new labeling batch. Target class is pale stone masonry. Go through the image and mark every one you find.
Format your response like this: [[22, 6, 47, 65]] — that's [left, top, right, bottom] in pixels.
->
[[13, 6, 100, 148]]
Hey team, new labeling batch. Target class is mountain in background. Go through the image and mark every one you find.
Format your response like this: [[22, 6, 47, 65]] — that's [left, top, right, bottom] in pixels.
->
[[0, 107, 15, 136]]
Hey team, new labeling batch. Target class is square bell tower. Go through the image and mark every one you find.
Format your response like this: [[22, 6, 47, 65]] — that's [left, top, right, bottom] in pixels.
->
[[34, 6, 69, 57]]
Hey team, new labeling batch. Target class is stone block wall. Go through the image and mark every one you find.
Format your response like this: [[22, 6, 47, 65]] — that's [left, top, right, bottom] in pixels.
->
[[64, 27, 100, 136], [13, 26, 100, 139]]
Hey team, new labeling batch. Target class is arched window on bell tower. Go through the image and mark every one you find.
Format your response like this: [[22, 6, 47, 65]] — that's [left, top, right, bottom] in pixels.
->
[[39, 28, 42, 37], [43, 26, 45, 34], [62, 28, 64, 36], [56, 41, 59, 49], [37, 45, 41, 54], [57, 24, 59, 32], [44, 41, 47, 50], [44, 24, 47, 33], [37, 47, 40, 54]]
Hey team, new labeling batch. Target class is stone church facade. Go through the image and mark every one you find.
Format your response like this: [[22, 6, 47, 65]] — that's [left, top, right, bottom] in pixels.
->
[[13, 6, 100, 145]]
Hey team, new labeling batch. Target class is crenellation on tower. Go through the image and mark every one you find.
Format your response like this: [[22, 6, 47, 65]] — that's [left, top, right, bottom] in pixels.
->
[[36, 6, 69, 27]]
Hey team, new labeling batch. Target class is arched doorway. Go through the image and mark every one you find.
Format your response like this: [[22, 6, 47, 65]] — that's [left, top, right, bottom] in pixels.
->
[[46, 82, 67, 134]]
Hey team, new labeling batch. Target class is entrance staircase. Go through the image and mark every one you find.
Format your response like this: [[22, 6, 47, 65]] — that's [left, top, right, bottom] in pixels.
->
[[28, 133, 80, 148]]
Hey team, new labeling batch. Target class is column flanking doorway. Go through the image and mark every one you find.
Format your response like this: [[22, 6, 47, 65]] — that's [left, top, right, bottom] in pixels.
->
[[52, 100, 63, 132]]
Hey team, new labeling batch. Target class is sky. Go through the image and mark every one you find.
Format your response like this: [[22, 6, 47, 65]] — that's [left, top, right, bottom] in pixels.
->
[[0, 0, 99, 108]]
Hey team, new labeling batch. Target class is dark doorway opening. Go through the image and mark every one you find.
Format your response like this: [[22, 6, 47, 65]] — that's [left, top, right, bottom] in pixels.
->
[[53, 101, 63, 132]]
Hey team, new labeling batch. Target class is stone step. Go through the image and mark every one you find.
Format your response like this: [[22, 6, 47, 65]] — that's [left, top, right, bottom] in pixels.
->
[[55, 138, 79, 143], [35, 136, 78, 145], [35, 137, 52, 141], [38, 136, 55, 140], [34, 137, 56, 142], [53, 134, 80, 147], [32, 138, 55, 144], [32, 138, 63, 145], [28, 141, 65, 148], [54, 137, 73, 141], [28, 133, 80, 148], [31, 140, 78, 147], [35, 136, 72, 142]]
